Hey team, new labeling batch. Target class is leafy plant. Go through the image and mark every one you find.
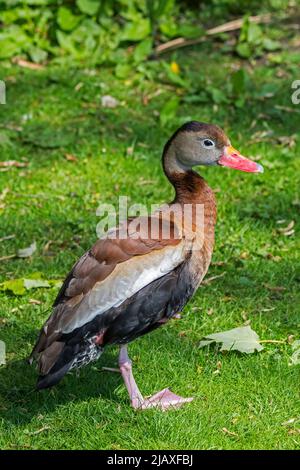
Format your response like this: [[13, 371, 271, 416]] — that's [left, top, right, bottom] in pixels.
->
[[236, 15, 281, 59]]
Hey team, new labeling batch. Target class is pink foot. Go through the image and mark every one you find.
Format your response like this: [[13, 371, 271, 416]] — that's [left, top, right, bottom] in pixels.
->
[[118, 345, 193, 411], [140, 388, 193, 411]]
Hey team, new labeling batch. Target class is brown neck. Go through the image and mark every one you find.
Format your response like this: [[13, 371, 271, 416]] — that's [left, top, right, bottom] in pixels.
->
[[162, 142, 215, 206]]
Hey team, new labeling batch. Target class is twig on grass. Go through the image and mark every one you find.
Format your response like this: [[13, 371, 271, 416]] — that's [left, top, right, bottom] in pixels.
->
[[155, 14, 271, 55]]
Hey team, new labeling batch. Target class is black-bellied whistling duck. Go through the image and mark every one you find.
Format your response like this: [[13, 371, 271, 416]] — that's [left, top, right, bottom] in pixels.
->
[[30, 121, 263, 410]]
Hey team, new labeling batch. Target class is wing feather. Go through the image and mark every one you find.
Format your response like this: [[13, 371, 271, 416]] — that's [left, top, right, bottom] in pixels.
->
[[30, 215, 187, 359]]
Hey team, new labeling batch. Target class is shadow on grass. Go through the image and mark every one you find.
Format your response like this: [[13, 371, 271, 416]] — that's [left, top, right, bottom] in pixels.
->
[[0, 347, 123, 426]]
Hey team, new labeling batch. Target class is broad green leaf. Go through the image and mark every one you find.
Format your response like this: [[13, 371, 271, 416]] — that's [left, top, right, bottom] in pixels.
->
[[263, 38, 281, 51], [17, 241, 37, 258], [209, 87, 228, 104], [0, 38, 20, 59], [76, 0, 99, 16], [247, 23, 263, 44], [115, 63, 132, 79], [159, 20, 178, 38], [133, 38, 152, 63], [177, 24, 204, 39], [121, 18, 151, 42], [57, 7, 81, 31], [199, 326, 264, 353], [28, 46, 48, 63], [236, 43, 252, 59], [0, 341, 5, 366]]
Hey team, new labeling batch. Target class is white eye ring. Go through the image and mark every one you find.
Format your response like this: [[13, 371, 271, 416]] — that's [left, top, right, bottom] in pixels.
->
[[201, 139, 215, 148]]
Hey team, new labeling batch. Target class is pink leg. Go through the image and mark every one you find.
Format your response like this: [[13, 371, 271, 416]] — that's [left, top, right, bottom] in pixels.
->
[[118, 345, 193, 411]]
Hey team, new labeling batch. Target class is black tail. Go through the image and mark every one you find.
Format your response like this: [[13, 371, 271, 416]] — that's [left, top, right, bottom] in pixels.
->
[[37, 360, 73, 390], [36, 341, 103, 390]]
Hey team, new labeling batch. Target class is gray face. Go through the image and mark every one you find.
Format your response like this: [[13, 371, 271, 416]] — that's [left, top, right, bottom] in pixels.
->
[[173, 130, 230, 169]]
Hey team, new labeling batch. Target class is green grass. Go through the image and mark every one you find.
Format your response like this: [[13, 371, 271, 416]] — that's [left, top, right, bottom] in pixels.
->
[[0, 38, 300, 449]]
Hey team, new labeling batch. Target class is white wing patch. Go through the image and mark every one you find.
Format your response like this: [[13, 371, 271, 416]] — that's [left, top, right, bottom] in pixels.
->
[[59, 241, 187, 334]]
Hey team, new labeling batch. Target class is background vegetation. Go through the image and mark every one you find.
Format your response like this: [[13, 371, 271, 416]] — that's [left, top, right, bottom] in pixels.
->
[[0, 0, 299, 450]]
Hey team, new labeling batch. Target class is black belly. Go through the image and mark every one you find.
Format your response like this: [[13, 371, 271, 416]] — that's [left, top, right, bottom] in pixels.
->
[[64, 257, 196, 348]]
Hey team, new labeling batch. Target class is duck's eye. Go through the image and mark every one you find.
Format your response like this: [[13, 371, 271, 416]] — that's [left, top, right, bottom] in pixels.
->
[[202, 139, 215, 148]]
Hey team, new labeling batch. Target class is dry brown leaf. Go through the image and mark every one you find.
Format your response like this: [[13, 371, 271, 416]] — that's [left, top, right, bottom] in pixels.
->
[[222, 427, 239, 437], [64, 153, 78, 162], [0, 160, 28, 168], [12, 58, 45, 70], [288, 429, 300, 435], [264, 284, 286, 292], [29, 299, 42, 305]]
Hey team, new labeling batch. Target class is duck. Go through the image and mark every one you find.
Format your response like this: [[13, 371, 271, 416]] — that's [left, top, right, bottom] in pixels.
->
[[29, 121, 263, 410]]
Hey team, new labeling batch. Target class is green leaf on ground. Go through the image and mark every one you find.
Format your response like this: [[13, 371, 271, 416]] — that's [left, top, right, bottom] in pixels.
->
[[0, 276, 62, 295], [0, 279, 26, 295], [199, 325, 264, 353]]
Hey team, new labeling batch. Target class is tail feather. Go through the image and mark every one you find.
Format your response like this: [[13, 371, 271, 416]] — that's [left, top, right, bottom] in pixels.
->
[[37, 360, 73, 390], [36, 340, 103, 390]]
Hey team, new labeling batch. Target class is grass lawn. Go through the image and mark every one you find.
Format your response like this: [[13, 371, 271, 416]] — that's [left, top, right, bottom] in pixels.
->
[[0, 37, 299, 450]]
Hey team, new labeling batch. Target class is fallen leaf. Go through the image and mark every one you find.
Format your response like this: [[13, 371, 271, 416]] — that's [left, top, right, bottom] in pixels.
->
[[64, 153, 78, 162], [278, 220, 295, 236], [0, 234, 15, 243], [290, 340, 300, 366], [281, 418, 298, 426], [222, 427, 238, 437], [199, 325, 264, 353], [29, 298, 42, 305], [17, 241, 37, 258], [0, 340, 5, 365], [12, 58, 45, 70], [24, 279, 50, 289], [0, 279, 25, 295], [0, 276, 62, 295], [0, 160, 28, 168], [0, 254, 16, 262], [264, 284, 286, 292], [101, 95, 119, 108]]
